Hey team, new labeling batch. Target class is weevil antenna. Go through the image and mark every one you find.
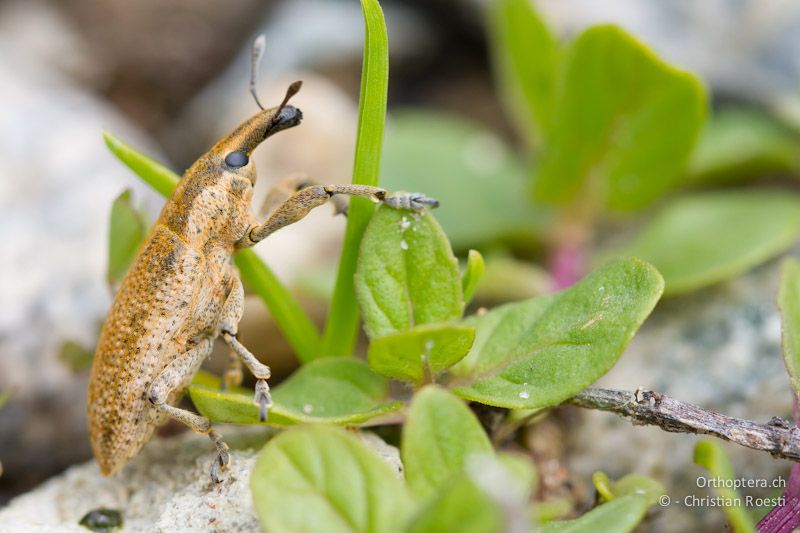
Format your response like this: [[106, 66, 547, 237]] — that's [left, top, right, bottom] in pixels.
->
[[265, 80, 303, 134], [250, 34, 267, 111], [276, 80, 303, 115], [261, 80, 303, 140]]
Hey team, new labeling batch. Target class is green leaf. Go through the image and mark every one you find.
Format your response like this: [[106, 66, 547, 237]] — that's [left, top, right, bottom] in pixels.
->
[[188, 358, 401, 426], [540, 494, 650, 533], [381, 111, 550, 249], [592, 471, 664, 506], [408, 474, 504, 533], [355, 205, 464, 339], [476, 254, 552, 303], [103, 132, 179, 198], [452, 258, 663, 409], [462, 250, 485, 305], [497, 452, 538, 498], [688, 107, 800, 185], [107, 189, 148, 285], [534, 25, 706, 211], [780, 259, 800, 398], [489, 0, 559, 145], [409, 453, 536, 533], [367, 323, 475, 384], [58, 340, 95, 373], [694, 440, 756, 533], [0, 391, 9, 409], [534, 500, 573, 523], [104, 132, 321, 362], [251, 425, 412, 533], [321, 0, 390, 357], [402, 386, 493, 500], [623, 191, 800, 295]]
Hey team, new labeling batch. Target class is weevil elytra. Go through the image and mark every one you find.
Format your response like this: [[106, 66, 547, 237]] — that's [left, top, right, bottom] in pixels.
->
[[87, 37, 438, 483]]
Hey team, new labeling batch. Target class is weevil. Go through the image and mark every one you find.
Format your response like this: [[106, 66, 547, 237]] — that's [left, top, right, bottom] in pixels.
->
[[87, 37, 438, 482]]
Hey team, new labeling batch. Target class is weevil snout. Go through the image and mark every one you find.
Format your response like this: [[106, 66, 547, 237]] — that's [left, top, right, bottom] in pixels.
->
[[268, 104, 303, 136], [210, 81, 304, 165]]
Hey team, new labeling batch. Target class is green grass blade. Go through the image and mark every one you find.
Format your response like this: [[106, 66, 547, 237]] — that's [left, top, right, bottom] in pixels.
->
[[103, 132, 180, 198], [234, 250, 321, 362], [104, 131, 321, 362], [320, 0, 389, 357], [694, 440, 756, 533]]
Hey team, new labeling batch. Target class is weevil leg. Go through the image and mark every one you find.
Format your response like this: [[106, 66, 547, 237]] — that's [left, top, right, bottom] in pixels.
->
[[218, 274, 246, 390], [147, 338, 230, 483], [221, 333, 272, 421], [218, 274, 272, 421], [241, 184, 439, 245], [260, 173, 348, 217], [221, 349, 243, 390]]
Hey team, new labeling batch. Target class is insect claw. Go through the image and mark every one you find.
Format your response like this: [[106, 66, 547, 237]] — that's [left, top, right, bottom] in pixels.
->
[[383, 192, 440, 211], [254, 379, 272, 422], [210, 459, 221, 484], [417, 195, 440, 209], [210, 446, 230, 484]]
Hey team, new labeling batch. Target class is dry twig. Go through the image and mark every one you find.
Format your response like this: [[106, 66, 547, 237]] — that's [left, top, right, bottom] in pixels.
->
[[568, 388, 800, 461]]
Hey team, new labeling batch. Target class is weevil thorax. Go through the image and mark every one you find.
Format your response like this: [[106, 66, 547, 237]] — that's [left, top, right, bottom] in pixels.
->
[[159, 98, 302, 263]]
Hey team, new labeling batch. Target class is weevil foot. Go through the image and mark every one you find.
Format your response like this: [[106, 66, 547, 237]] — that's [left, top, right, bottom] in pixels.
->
[[254, 379, 273, 422], [210, 449, 231, 484], [208, 429, 231, 483], [382, 192, 440, 211]]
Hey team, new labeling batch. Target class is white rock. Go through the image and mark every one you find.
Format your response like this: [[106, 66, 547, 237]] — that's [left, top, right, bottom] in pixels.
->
[[0, 4, 164, 493], [0, 427, 403, 532]]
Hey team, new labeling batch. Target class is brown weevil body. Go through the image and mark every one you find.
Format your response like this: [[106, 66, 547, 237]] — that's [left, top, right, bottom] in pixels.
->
[[87, 38, 438, 482]]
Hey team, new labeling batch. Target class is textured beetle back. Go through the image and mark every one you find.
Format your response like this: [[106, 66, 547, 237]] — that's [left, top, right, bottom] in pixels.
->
[[88, 225, 203, 474]]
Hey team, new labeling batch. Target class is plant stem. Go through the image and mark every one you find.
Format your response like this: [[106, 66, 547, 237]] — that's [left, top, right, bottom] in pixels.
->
[[550, 241, 586, 290], [756, 394, 800, 533], [548, 180, 596, 290], [320, 0, 389, 357], [568, 388, 800, 462]]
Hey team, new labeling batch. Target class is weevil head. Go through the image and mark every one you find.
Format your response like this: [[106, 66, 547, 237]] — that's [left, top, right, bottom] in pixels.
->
[[208, 80, 303, 186]]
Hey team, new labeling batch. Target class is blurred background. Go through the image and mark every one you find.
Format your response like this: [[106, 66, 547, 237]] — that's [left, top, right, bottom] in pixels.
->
[[4, 0, 800, 530]]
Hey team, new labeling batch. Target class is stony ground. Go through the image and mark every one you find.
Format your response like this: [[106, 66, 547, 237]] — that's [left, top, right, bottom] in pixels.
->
[[0, 427, 401, 533]]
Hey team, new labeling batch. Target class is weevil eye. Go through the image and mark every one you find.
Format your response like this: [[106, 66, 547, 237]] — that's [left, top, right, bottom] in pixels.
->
[[225, 151, 249, 168]]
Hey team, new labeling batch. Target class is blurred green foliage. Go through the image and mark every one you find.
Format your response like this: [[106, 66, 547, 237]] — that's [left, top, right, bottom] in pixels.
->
[[540, 494, 652, 533], [489, 0, 558, 146], [689, 108, 800, 185], [107, 190, 147, 286], [381, 111, 549, 249], [624, 191, 800, 294], [592, 471, 665, 506], [694, 440, 756, 533], [58, 339, 95, 373], [461, 249, 485, 305], [412, 0, 800, 299], [534, 25, 706, 212]]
